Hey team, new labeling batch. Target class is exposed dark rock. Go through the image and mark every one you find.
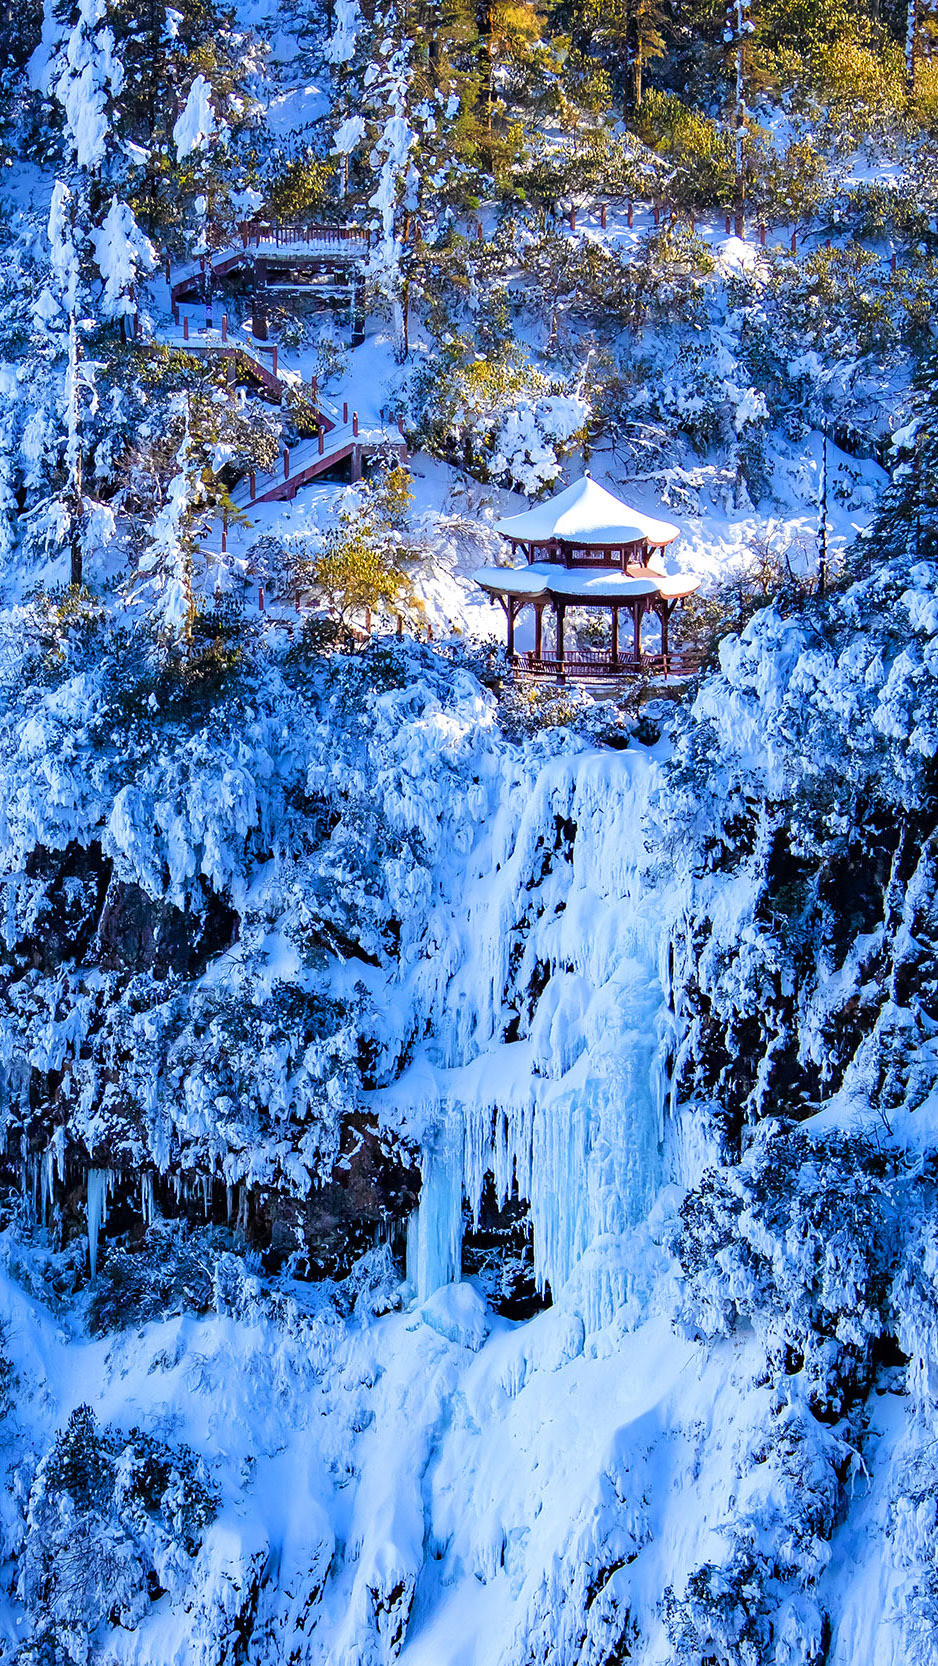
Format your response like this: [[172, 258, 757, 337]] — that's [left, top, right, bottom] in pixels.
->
[[21, 842, 113, 973], [461, 1176, 549, 1319], [96, 878, 239, 978]]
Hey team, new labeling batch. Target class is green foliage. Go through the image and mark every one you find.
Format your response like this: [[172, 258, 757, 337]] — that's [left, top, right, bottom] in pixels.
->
[[838, 177, 937, 244], [304, 465, 418, 628], [263, 153, 337, 221], [637, 89, 733, 206]]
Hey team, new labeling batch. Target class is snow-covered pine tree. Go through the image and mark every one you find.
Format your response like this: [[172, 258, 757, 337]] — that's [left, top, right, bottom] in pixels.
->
[[132, 394, 201, 639], [869, 342, 938, 564], [328, 0, 474, 356]]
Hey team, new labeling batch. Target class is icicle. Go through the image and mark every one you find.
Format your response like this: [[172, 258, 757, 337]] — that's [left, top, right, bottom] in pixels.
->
[[140, 1171, 156, 1227], [53, 1126, 66, 1181], [407, 1115, 464, 1301], [87, 1168, 115, 1279], [41, 1148, 55, 1225]]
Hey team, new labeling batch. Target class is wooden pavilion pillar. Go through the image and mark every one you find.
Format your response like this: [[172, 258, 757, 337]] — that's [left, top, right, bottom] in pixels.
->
[[253, 256, 268, 340], [631, 600, 642, 664], [555, 602, 566, 681], [506, 598, 518, 659], [660, 601, 670, 660], [611, 606, 619, 666], [534, 604, 544, 659]]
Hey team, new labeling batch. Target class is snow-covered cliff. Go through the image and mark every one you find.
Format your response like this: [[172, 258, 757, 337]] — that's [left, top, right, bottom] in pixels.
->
[[2, 557, 938, 1666]]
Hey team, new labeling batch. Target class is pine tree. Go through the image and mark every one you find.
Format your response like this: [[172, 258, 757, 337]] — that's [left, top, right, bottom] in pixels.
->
[[573, 0, 665, 116], [328, 0, 473, 356], [133, 395, 200, 639], [867, 344, 938, 563]]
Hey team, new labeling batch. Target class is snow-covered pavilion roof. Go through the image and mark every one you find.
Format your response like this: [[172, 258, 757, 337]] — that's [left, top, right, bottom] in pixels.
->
[[473, 562, 700, 604], [493, 475, 680, 548]]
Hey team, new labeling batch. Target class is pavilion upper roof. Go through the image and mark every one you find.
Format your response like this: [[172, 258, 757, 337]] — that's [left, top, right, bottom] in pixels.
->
[[493, 475, 680, 549]]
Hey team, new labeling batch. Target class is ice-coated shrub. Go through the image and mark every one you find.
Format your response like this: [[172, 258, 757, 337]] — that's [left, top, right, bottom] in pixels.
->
[[87, 1222, 238, 1333], [413, 345, 588, 493], [674, 1122, 900, 1415], [17, 1406, 218, 1662]]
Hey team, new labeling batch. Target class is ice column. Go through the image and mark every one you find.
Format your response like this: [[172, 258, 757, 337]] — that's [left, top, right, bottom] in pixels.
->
[[87, 1168, 115, 1279]]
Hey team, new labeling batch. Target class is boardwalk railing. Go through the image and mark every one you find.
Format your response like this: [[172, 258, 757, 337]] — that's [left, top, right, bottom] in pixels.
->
[[238, 221, 371, 250], [513, 649, 705, 681]]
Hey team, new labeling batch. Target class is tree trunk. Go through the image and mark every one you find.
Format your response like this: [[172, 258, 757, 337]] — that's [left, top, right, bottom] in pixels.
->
[[907, 0, 919, 90], [67, 312, 83, 589], [624, 2, 641, 118]]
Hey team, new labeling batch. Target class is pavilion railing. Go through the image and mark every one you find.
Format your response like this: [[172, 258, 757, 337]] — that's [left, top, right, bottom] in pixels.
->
[[513, 649, 705, 680]]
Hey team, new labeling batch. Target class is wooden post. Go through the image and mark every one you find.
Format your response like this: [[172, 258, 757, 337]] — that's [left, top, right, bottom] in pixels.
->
[[222, 313, 228, 341], [534, 605, 543, 658], [318, 426, 324, 455], [661, 602, 670, 660], [611, 607, 619, 665], [725, 213, 731, 234], [183, 315, 189, 341], [891, 251, 898, 273], [343, 401, 349, 423], [760, 223, 766, 246], [632, 601, 642, 662], [627, 201, 633, 228], [396, 614, 403, 637], [259, 585, 264, 611], [556, 603, 565, 680], [249, 471, 256, 501], [353, 411, 359, 436], [506, 599, 516, 658], [601, 203, 608, 229], [200, 255, 206, 273], [272, 345, 278, 377], [365, 607, 372, 635], [283, 449, 290, 479], [351, 446, 362, 482], [221, 518, 227, 553]]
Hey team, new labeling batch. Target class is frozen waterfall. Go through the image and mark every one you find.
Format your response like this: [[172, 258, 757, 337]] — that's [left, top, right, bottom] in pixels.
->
[[404, 745, 676, 1329]]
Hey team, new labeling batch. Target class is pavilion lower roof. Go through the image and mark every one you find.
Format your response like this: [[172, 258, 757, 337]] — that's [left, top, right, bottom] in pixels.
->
[[473, 562, 701, 604]]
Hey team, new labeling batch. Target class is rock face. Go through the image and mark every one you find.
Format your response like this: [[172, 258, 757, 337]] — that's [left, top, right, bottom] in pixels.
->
[[7, 827, 420, 1280], [97, 875, 240, 979]]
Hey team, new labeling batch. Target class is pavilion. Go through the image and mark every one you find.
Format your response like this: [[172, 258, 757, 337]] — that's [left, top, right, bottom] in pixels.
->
[[473, 474, 702, 681]]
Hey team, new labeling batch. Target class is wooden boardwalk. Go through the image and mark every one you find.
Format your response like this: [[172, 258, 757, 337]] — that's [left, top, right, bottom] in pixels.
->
[[229, 421, 407, 509], [154, 320, 340, 419], [168, 224, 370, 306]]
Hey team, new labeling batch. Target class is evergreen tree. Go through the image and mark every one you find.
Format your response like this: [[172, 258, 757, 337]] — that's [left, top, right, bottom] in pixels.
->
[[866, 343, 938, 563]]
